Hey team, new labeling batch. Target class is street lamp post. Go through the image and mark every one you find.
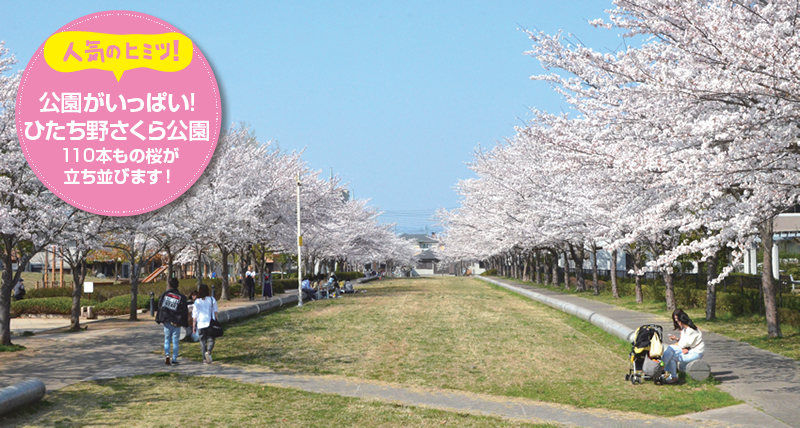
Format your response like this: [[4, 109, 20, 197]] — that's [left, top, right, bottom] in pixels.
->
[[297, 173, 303, 307]]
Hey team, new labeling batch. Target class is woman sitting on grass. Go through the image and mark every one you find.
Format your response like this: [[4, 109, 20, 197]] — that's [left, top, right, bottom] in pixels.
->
[[662, 308, 705, 384]]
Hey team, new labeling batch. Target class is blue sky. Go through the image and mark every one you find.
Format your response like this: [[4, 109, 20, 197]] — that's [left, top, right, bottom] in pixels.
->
[[5, 1, 625, 233]]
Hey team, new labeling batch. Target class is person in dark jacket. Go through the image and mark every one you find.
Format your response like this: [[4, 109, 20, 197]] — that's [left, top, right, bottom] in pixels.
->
[[156, 278, 189, 366], [262, 269, 273, 300], [12, 279, 25, 301]]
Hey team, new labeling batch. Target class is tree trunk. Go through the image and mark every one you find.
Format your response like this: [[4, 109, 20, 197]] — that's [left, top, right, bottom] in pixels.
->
[[760, 221, 782, 338], [196, 253, 203, 290], [1, 247, 16, 346], [568, 244, 586, 291], [633, 250, 643, 304], [165, 247, 174, 282], [220, 246, 230, 301], [534, 252, 541, 284], [611, 249, 619, 299], [550, 250, 558, 287], [69, 260, 88, 331], [542, 252, 550, 285], [705, 252, 717, 320], [664, 270, 676, 311], [129, 262, 140, 321], [591, 244, 599, 295], [562, 251, 570, 290], [522, 256, 529, 282]]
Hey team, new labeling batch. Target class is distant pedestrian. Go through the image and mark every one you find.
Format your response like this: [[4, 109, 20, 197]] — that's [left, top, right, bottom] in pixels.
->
[[262, 268, 273, 300], [12, 279, 25, 301], [244, 265, 256, 301], [156, 278, 189, 366], [193, 283, 218, 364]]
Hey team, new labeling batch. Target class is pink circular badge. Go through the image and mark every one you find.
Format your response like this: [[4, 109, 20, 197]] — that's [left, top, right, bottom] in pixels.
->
[[16, 11, 220, 216]]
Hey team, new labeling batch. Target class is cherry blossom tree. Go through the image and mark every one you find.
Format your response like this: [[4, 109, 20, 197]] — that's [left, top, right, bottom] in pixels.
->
[[0, 42, 75, 345], [56, 211, 107, 331]]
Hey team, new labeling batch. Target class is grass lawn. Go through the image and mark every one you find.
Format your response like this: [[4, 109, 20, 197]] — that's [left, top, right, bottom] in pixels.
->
[[181, 277, 738, 416], [0, 344, 26, 352], [506, 277, 800, 360], [0, 374, 553, 428], [19, 271, 109, 287]]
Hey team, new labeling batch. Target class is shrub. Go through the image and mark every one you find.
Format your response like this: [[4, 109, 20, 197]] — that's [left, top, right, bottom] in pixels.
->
[[273, 278, 298, 294], [11, 297, 99, 317], [643, 280, 666, 302], [675, 286, 705, 309], [94, 295, 151, 316], [779, 308, 800, 328], [334, 271, 365, 281], [718, 290, 761, 316], [480, 269, 498, 276], [27, 287, 77, 299]]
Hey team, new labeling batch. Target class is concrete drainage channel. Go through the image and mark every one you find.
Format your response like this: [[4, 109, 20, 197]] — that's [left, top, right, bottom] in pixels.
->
[[476, 277, 712, 381], [0, 293, 301, 416], [216, 294, 299, 324], [476, 276, 637, 343]]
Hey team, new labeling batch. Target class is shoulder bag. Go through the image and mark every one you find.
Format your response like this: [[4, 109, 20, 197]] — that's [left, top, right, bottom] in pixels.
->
[[206, 298, 224, 338]]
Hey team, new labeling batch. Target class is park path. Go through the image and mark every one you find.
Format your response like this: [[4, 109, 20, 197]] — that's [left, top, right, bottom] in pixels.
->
[[0, 282, 797, 427], [484, 276, 800, 428]]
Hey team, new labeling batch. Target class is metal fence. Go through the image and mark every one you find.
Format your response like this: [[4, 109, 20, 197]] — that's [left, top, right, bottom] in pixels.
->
[[558, 267, 798, 314]]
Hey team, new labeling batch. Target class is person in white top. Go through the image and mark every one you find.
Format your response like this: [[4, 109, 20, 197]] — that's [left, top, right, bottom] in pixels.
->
[[244, 265, 257, 301], [662, 308, 705, 384], [192, 283, 219, 364]]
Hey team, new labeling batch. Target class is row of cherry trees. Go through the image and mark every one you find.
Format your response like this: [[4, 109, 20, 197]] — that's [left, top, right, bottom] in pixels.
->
[[440, 0, 800, 338], [0, 42, 416, 345]]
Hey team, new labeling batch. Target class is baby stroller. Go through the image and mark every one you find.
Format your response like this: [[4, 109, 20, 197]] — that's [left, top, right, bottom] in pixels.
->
[[625, 324, 665, 385]]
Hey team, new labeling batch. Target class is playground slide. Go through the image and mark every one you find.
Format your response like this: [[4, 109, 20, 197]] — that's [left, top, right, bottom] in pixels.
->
[[142, 265, 168, 283]]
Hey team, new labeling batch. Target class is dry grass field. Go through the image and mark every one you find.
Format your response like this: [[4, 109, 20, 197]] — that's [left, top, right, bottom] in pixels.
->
[[181, 276, 738, 416], [1, 374, 554, 428]]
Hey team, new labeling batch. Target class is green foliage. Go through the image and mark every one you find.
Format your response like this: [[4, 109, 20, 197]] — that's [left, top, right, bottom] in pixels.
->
[[480, 269, 498, 276], [334, 271, 365, 281], [675, 286, 705, 309], [718, 290, 761, 316], [26, 287, 78, 299], [643, 279, 666, 302], [0, 344, 26, 352], [779, 307, 800, 328], [11, 297, 99, 317], [270, 279, 288, 294], [94, 295, 151, 315]]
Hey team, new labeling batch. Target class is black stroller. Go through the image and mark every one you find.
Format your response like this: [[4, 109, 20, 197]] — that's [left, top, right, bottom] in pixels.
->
[[625, 324, 665, 385]]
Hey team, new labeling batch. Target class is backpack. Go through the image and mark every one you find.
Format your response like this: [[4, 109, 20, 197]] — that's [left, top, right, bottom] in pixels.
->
[[649, 331, 664, 358]]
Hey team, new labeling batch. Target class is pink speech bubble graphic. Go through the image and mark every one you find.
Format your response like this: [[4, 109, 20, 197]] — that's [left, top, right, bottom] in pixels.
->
[[16, 11, 220, 216]]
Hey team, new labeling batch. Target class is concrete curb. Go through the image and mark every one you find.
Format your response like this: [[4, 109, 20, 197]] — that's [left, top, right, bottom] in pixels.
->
[[0, 379, 45, 416], [477, 276, 636, 343], [216, 294, 299, 324]]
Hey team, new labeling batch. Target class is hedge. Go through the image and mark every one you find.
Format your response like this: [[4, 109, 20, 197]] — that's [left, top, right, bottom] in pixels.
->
[[335, 271, 365, 281], [26, 287, 76, 300], [94, 295, 152, 316], [11, 297, 99, 317]]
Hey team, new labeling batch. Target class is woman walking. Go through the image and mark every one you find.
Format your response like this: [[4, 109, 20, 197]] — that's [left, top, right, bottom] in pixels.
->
[[262, 268, 273, 300], [244, 265, 256, 301], [192, 283, 219, 364]]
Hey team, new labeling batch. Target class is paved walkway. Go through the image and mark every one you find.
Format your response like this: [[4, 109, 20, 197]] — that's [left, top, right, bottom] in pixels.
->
[[482, 276, 800, 428], [2, 281, 799, 427]]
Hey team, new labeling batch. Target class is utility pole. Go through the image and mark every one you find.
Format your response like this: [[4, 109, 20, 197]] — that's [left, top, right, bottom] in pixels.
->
[[297, 173, 303, 307]]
